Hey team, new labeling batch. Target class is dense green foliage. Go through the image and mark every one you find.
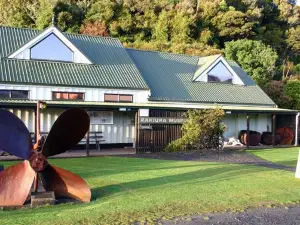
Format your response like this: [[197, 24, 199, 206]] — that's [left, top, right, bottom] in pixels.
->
[[1, 152, 300, 224], [164, 108, 226, 152], [1, 0, 300, 108], [225, 39, 278, 86]]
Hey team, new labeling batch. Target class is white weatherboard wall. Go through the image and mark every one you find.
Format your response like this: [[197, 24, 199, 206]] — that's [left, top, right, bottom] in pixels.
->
[[7, 108, 136, 144], [222, 114, 272, 139], [0, 84, 149, 103]]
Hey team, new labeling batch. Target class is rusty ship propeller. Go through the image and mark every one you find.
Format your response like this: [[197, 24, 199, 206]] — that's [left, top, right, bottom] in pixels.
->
[[0, 108, 91, 207]]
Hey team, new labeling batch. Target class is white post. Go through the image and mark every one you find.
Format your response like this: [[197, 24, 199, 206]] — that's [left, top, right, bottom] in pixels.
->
[[295, 113, 300, 146], [295, 150, 300, 178]]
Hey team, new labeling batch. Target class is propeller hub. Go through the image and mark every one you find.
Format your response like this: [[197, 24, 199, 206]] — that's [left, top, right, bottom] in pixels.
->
[[29, 152, 48, 172]]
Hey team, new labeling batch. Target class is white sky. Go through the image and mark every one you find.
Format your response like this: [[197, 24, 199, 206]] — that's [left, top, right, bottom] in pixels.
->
[[297, 0, 300, 5]]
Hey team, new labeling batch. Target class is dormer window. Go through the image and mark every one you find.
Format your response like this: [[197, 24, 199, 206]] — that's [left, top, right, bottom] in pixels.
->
[[207, 62, 233, 83], [194, 56, 245, 85], [30, 33, 73, 62]]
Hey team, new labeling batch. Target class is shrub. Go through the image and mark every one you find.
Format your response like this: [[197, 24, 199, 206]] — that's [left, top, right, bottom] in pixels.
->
[[164, 108, 226, 152]]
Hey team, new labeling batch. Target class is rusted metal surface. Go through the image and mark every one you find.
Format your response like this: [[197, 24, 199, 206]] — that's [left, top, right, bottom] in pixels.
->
[[0, 108, 91, 206], [42, 108, 90, 157], [0, 161, 35, 206], [0, 109, 31, 159], [40, 165, 91, 202]]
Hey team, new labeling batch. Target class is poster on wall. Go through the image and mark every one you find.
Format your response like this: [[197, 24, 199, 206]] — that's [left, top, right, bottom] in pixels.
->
[[89, 111, 113, 125]]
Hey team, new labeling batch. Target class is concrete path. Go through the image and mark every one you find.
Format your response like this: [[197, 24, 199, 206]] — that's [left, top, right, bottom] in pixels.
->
[[0, 148, 136, 161], [161, 205, 300, 225]]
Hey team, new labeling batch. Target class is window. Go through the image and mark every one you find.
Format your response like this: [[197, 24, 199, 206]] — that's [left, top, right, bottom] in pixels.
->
[[30, 33, 73, 62], [119, 95, 133, 102], [207, 62, 233, 83], [0, 90, 29, 99], [104, 94, 119, 102], [52, 92, 84, 101], [104, 94, 133, 102]]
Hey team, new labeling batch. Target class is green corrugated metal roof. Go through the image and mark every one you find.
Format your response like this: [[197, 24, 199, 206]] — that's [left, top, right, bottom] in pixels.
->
[[127, 48, 275, 106], [0, 26, 148, 89]]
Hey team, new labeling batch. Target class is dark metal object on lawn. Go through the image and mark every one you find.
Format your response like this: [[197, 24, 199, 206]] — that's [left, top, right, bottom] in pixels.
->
[[0, 165, 3, 172], [0, 107, 91, 207]]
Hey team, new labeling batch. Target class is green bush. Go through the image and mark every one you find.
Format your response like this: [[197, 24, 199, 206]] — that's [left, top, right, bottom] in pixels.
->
[[164, 108, 226, 152], [285, 80, 300, 109]]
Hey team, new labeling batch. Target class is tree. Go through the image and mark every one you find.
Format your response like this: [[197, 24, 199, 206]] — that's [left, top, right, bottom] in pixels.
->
[[263, 80, 294, 109], [85, 0, 118, 23], [164, 108, 226, 152], [54, 1, 85, 33], [212, 9, 256, 44], [284, 79, 300, 109], [80, 21, 109, 36], [170, 12, 192, 44], [152, 10, 169, 42], [224, 39, 278, 86]]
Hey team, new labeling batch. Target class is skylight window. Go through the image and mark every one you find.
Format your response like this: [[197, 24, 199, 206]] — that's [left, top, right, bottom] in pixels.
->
[[30, 33, 73, 62], [207, 62, 233, 83]]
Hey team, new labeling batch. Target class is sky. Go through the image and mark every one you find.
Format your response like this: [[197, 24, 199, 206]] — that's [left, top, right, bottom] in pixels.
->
[[297, 0, 300, 5]]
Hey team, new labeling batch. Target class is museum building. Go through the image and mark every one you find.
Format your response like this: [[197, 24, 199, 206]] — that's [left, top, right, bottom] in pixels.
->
[[0, 25, 298, 152]]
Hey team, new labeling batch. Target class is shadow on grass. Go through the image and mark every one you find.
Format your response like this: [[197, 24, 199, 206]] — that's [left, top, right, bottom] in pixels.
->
[[272, 160, 297, 168], [91, 164, 263, 200], [78, 161, 218, 179]]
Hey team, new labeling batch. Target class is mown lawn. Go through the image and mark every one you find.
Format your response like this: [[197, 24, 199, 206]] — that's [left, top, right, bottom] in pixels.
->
[[1, 154, 300, 225], [248, 147, 299, 167]]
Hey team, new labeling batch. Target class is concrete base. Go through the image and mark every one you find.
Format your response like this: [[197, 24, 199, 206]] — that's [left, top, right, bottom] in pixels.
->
[[31, 191, 55, 208]]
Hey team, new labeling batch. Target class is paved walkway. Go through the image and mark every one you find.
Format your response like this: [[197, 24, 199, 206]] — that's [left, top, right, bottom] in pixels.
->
[[161, 204, 300, 225], [0, 148, 136, 161]]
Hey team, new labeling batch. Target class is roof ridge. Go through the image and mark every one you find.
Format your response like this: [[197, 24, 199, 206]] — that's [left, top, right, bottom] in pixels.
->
[[126, 47, 199, 59], [0, 25, 41, 32], [65, 31, 121, 42], [0, 25, 122, 42]]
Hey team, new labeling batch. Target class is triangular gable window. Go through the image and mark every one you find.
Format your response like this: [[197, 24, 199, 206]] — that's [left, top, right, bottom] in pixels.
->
[[30, 33, 73, 62], [8, 26, 92, 64], [207, 61, 233, 83]]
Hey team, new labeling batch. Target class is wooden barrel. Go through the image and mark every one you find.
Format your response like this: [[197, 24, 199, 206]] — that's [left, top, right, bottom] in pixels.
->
[[239, 130, 261, 146], [261, 132, 281, 145]]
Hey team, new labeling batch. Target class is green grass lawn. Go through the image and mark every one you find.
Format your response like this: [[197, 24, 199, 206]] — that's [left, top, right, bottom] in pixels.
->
[[1, 155, 300, 225], [248, 147, 299, 167]]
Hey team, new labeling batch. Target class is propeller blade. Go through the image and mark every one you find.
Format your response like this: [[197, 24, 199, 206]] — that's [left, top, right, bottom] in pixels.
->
[[42, 108, 90, 157], [0, 161, 35, 206], [0, 109, 31, 159], [40, 165, 91, 202]]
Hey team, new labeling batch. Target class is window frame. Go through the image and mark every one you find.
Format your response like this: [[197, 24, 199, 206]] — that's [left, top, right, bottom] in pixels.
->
[[119, 94, 133, 102], [0, 90, 29, 99], [29, 33, 74, 63], [52, 91, 85, 101], [104, 94, 133, 103]]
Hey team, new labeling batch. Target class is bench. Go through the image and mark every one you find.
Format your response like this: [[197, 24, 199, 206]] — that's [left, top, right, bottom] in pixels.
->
[[30, 131, 105, 151], [82, 131, 105, 151]]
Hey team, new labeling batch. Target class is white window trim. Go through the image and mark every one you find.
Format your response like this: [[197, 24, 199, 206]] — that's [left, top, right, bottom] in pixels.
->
[[8, 26, 92, 64], [194, 56, 244, 85]]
